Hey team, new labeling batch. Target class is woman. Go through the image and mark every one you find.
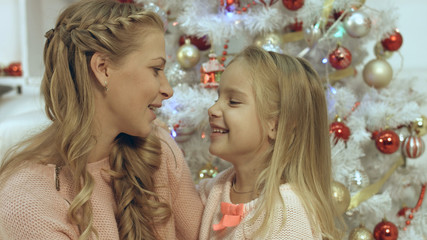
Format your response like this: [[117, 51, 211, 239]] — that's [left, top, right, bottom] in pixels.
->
[[0, 0, 202, 239]]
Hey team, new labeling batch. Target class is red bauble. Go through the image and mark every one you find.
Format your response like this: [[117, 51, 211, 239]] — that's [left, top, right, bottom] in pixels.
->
[[4, 62, 23, 76], [381, 30, 403, 51], [282, 0, 304, 11], [373, 220, 398, 240], [402, 136, 425, 158], [375, 130, 400, 154], [329, 122, 351, 143], [179, 35, 211, 51], [329, 46, 352, 70]]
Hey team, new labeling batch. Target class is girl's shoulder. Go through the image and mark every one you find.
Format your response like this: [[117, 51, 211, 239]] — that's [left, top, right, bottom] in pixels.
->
[[278, 183, 305, 207], [197, 167, 234, 202]]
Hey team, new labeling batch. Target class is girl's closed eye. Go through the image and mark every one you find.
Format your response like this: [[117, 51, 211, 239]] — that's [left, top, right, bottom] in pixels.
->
[[229, 99, 241, 105]]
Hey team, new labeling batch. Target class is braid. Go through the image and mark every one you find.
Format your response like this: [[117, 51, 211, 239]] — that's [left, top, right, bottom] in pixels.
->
[[40, 0, 168, 239]]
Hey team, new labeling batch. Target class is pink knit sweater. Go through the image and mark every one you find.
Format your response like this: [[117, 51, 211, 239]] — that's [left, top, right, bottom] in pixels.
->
[[0, 128, 203, 239], [198, 167, 322, 240]]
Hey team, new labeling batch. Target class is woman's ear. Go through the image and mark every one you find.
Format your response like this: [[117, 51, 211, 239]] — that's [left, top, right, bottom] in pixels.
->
[[267, 118, 278, 140], [90, 52, 109, 88]]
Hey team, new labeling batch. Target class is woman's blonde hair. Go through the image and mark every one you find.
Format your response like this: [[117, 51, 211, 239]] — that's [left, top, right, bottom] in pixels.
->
[[0, 0, 170, 239], [230, 46, 344, 239]]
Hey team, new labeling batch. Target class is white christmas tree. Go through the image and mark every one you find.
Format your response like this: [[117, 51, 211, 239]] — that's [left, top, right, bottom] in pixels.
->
[[133, 0, 427, 238]]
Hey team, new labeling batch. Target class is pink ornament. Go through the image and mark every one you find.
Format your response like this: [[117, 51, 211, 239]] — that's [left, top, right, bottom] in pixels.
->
[[200, 53, 225, 88], [402, 136, 425, 158]]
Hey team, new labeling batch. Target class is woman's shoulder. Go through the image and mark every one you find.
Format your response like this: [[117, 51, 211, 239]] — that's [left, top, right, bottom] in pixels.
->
[[0, 163, 72, 235], [155, 126, 183, 168], [0, 163, 62, 204], [0, 162, 55, 193]]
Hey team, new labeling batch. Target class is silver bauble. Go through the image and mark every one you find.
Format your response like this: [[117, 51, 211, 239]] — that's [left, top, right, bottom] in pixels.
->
[[262, 42, 283, 54], [343, 11, 371, 38], [304, 24, 322, 47], [363, 59, 393, 88]]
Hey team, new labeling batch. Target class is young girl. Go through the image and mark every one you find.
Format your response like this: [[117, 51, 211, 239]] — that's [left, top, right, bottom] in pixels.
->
[[0, 0, 202, 239], [199, 46, 343, 239]]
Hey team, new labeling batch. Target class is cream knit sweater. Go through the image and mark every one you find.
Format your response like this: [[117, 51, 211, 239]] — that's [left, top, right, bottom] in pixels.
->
[[0, 128, 203, 239], [198, 167, 322, 240]]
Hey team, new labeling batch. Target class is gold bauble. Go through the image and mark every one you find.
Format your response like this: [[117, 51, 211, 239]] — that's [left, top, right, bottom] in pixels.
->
[[412, 115, 427, 137], [198, 162, 218, 181], [177, 39, 200, 69], [349, 225, 374, 240], [374, 42, 393, 59], [362, 59, 393, 88], [254, 32, 283, 48], [332, 181, 351, 215]]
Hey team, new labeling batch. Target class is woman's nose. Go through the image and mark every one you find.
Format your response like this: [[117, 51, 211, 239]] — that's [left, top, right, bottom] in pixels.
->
[[160, 75, 173, 100]]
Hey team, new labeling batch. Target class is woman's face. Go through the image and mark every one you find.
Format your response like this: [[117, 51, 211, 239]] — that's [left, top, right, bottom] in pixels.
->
[[103, 29, 173, 138]]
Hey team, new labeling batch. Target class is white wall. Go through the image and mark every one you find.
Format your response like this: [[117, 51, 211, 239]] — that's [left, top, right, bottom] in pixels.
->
[[0, 0, 73, 80], [0, 0, 22, 65]]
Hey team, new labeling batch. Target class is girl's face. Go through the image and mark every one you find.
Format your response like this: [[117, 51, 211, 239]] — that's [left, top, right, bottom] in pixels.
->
[[208, 60, 271, 165], [104, 30, 173, 138]]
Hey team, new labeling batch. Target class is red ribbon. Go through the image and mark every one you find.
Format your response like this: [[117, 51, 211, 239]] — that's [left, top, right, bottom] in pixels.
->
[[213, 202, 245, 231]]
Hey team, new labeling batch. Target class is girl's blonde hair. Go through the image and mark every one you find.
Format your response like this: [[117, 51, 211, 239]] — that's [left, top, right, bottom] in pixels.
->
[[230, 46, 344, 239], [0, 0, 170, 239]]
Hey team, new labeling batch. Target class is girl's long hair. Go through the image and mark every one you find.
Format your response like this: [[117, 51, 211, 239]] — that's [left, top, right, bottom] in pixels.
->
[[0, 0, 170, 239], [230, 46, 344, 239]]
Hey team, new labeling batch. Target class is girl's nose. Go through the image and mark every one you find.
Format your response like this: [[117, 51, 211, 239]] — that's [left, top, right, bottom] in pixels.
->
[[208, 102, 221, 118]]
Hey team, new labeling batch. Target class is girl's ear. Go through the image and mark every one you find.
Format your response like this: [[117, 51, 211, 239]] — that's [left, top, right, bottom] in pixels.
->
[[90, 52, 109, 88], [267, 118, 278, 140]]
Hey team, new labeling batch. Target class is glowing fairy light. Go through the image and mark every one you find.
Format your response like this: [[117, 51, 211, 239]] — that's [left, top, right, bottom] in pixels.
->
[[171, 129, 177, 138]]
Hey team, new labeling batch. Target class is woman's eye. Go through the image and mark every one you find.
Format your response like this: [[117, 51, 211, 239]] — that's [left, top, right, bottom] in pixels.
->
[[153, 67, 163, 76], [229, 100, 240, 105]]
